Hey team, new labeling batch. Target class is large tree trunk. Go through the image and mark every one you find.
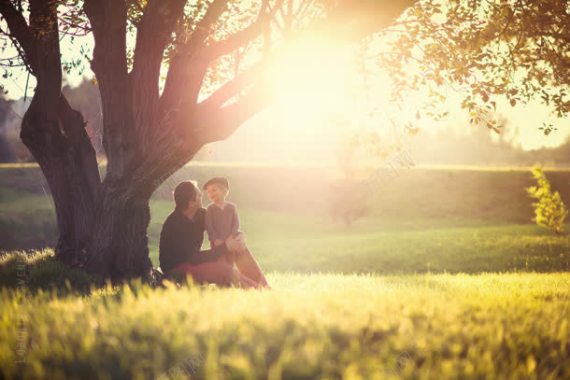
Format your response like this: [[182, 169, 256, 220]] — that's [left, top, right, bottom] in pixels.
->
[[83, 138, 202, 279], [21, 95, 100, 265], [81, 0, 190, 280], [15, 0, 101, 266], [85, 177, 154, 279]]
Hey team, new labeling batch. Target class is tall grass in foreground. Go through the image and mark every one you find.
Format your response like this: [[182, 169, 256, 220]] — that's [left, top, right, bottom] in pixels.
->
[[1, 270, 568, 379]]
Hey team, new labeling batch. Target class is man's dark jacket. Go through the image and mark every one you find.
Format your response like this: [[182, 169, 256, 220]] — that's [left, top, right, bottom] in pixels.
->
[[159, 207, 225, 274]]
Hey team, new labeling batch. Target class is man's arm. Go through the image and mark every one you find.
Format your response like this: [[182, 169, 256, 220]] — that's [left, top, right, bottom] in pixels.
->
[[190, 245, 228, 265]]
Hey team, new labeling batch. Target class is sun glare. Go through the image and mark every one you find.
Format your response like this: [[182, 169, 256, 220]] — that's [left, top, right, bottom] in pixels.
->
[[268, 36, 356, 130], [254, 34, 427, 164]]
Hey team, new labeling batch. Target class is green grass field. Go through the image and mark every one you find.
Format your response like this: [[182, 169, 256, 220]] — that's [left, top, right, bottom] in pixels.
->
[[1, 256, 568, 379], [2, 164, 570, 273], [0, 164, 569, 379]]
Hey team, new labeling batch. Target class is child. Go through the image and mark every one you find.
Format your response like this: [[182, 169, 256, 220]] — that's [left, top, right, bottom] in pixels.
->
[[203, 177, 240, 250], [203, 177, 269, 287]]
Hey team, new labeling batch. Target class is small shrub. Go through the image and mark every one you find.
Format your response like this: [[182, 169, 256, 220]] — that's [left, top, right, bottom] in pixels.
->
[[0, 249, 99, 294], [526, 166, 568, 234]]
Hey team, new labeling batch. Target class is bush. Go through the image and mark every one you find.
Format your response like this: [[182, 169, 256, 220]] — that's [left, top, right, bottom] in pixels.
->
[[0, 250, 98, 294], [526, 166, 568, 234]]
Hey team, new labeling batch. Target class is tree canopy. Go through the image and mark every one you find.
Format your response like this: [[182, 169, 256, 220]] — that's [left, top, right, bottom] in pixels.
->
[[380, 0, 569, 132]]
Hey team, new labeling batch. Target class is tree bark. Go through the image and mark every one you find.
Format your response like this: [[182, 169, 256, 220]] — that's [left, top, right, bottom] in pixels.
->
[[83, 127, 203, 279], [11, 0, 101, 265], [21, 96, 100, 265], [84, 176, 153, 279]]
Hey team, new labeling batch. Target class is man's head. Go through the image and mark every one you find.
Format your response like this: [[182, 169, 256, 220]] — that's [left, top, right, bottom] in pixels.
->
[[174, 180, 202, 212], [203, 177, 229, 204]]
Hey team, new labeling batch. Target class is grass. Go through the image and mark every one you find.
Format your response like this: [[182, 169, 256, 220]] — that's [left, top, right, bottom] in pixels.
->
[[0, 259, 568, 379]]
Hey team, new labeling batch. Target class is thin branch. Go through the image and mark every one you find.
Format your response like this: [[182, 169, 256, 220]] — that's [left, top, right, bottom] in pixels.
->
[[0, 0, 37, 73], [203, 0, 283, 61], [184, 0, 230, 52], [199, 60, 265, 110]]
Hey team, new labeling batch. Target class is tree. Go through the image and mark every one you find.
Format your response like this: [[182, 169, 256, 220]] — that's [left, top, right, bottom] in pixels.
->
[[0, 0, 567, 279], [0, 0, 414, 279]]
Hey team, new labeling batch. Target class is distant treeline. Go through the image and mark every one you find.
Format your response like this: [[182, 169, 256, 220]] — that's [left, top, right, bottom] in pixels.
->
[[408, 128, 570, 167]]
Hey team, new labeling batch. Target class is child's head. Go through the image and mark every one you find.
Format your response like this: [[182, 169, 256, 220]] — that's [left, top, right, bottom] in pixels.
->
[[203, 177, 230, 203]]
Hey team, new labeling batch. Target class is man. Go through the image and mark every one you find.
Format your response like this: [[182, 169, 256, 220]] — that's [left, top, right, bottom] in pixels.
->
[[159, 180, 261, 287]]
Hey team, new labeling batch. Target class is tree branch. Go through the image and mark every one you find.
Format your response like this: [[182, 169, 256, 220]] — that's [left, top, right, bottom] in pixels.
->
[[159, 0, 230, 113], [199, 60, 264, 110], [195, 81, 271, 144], [309, 0, 416, 43], [186, 0, 230, 51], [0, 0, 37, 73], [84, 0, 129, 81], [84, 0, 133, 177], [159, 0, 280, 121], [203, 0, 282, 60], [132, 0, 187, 82], [130, 0, 188, 146], [29, 0, 62, 98]]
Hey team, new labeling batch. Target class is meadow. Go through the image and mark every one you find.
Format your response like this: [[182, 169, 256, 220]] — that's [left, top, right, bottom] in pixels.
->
[[0, 164, 569, 379], [2, 164, 569, 273], [1, 255, 568, 379]]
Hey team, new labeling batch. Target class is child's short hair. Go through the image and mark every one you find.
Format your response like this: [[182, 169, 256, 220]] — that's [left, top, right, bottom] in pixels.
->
[[203, 177, 229, 191]]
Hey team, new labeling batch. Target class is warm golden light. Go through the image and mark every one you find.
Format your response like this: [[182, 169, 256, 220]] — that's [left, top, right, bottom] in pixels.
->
[[268, 35, 357, 131]]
